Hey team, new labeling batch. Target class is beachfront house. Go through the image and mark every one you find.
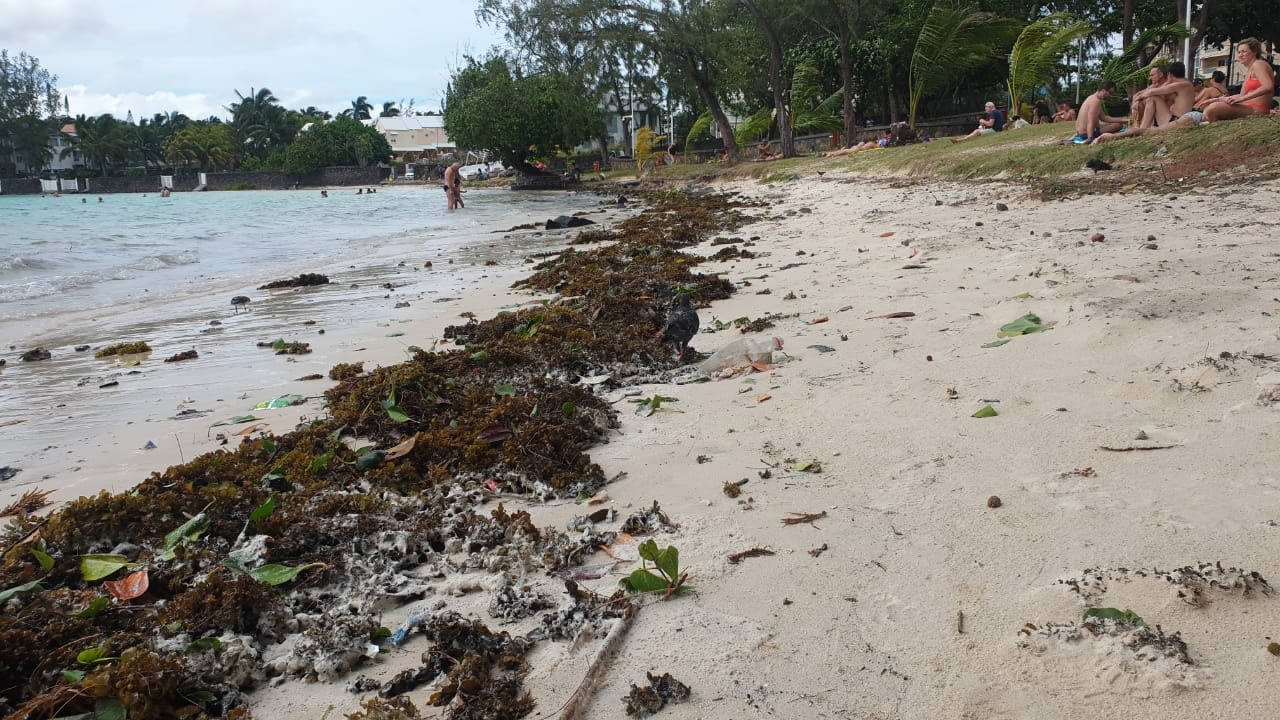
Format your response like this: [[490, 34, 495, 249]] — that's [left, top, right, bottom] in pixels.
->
[[1196, 39, 1280, 85], [371, 115, 455, 161], [7, 123, 83, 175]]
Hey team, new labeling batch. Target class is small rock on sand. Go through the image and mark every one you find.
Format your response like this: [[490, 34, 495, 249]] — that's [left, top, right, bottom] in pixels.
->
[[987, 495, 1002, 508]]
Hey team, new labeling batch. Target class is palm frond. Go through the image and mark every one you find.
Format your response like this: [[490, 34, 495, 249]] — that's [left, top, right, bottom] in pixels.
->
[[683, 110, 714, 156], [1100, 23, 1191, 89], [789, 61, 844, 135], [908, 2, 1019, 127], [734, 107, 774, 148], [1007, 14, 1092, 117]]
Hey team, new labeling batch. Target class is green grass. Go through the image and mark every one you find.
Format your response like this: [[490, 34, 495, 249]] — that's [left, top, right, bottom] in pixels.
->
[[619, 116, 1280, 186]]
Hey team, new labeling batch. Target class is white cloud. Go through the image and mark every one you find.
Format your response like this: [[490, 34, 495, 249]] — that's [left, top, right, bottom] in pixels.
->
[[62, 84, 224, 121]]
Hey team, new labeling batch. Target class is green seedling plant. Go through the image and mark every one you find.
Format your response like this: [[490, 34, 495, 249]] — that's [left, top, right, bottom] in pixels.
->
[[622, 539, 691, 598], [631, 395, 681, 417], [1083, 607, 1148, 627]]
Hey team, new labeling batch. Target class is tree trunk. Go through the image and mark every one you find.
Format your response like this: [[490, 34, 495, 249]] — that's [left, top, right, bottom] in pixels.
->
[[886, 84, 898, 124], [828, 0, 857, 147], [1121, 0, 1135, 51], [741, 0, 793, 157], [681, 52, 737, 162]]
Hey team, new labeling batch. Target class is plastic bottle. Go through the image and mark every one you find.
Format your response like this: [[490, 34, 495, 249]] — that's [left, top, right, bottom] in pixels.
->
[[699, 336, 783, 374]]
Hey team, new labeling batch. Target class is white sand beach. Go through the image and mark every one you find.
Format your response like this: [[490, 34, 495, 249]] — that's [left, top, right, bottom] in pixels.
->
[[8, 173, 1280, 719]]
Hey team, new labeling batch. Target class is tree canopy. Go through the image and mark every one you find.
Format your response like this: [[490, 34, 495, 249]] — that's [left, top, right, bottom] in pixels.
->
[[443, 55, 601, 172], [280, 116, 392, 175]]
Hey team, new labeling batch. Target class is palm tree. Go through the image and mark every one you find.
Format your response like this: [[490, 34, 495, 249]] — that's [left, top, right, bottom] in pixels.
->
[[1006, 14, 1092, 119], [379, 101, 400, 118], [907, 2, 1018, 127], [349, 96, 373, 120], [1099, 23, 1191, 88], [61, 114, 130, 174], [300, 106, 332, 121], [226, 87, 287, 158]]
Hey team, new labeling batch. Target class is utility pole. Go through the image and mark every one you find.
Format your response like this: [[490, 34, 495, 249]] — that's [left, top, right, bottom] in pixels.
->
[[1183, 0, 1192, 71]]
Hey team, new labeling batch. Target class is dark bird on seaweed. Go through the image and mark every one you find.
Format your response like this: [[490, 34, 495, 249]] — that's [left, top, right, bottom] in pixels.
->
[[231, 295, 250, 312], [1086, 158, 1113, 172], [657, 293, 699, 361]]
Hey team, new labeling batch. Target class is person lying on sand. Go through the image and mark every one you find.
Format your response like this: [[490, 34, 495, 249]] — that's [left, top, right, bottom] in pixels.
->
[[757, 140, 782, 161], [951, 101, 1003, 143], [1069, 82, 1124, 143], [821, 140, 879, 157], [1092, 62, 1196, 144], [1201, 38, 1276, 123]]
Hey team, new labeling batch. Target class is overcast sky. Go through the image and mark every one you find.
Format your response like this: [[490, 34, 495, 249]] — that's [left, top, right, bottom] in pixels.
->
[[0, 0, 505, 119]]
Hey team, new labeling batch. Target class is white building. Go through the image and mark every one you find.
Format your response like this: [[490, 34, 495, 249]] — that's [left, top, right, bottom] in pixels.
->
[[9, 123, 82, 174], [371, 116, 455, 159]]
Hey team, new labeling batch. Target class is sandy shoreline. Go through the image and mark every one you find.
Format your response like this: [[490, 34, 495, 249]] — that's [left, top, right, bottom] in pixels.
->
[[6, 173, 1280, 719]]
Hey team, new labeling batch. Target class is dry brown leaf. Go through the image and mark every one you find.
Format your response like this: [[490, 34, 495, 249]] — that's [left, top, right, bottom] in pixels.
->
[[384, 434, 417, 460], [1112, 274, 1140, 283], [0, 419, 26, 428], [865, 311, 916, 320], [879, 232, 895, 237], [749, 362, 773, 372], [756, 394, 772, 404], [782, 510, 828, 526], [233, 423, 268, 436], [104, 569, 149, 600]]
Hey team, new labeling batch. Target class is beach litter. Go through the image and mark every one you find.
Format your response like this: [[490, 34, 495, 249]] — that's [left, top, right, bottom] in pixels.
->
[[865, 311, 915, 320], [782, 510, 828, 526], [728, 547, 775, 564], [253, 394, 305, 410], [972, 405, 999, 418], [624, 672, 691, 716]]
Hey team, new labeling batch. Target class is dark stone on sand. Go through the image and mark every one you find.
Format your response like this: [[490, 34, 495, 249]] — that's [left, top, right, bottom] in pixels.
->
[[996, 203, 1008, 211], [0, 466, 20, 482], [21, 348, 51, 362], [75, 345, 90, 352], [209, 320, 222, 326], [394, 301, 410, 308], [1143, 242, 1158, 250], [987, 495, 1002, 508], [258, 273, 330, 290], [546, 215, 596, 230]]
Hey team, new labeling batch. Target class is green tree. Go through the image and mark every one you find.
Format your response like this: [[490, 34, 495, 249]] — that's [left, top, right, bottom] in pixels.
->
[[443, 55, 601, 174], [280, 116, 391, 174], [226, 87, 292, 159], [61, 114, 131, 174], [907, 2, 1017, 127], [347, 96, 373, 120], [379, 101, 401, 117], [0, 49, 62, 175], [1006, 13, 1091, 117], [164, 123, 237, 170]]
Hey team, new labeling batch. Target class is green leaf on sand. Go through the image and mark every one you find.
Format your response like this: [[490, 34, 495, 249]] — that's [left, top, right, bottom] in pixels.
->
[[622, 568, 671, 593], [1083, 607, 1148, 627], [260, 438, 276, 455], [310, 449, 335, 473], [972, 405, 998, 418], [249, 496, 276, 524], [0, 579, 42, 604], [271, 339, 286, 351], [79, 555, 138, 582], [75, 597, 110, 619], [470, 350, 488, 361], [356, 450, 385, 471], [186, 637, 222, 652], [981, 339, 1011, 349], [561, 402, 577, 419], [996, 313, 1052, 338], [380, 388, 410, 422], [95, 697, 127, 720], [249, 562, 326, 586], [61, 669, 86, 684], [158, 512, 211, 560], [495, 384, 517, 397], [76, 647, 117, 665], [211, 415, 261, 427], [32, 548, 54, 572], [254, 394, 303, 410]]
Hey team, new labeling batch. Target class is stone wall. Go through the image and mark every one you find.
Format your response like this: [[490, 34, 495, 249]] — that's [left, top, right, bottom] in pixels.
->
[[204, 171, 299, 190], [312, 166, 383, 186], [0, 178, 42, 195]]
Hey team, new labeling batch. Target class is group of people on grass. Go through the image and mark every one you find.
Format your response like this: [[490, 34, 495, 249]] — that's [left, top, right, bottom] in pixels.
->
[[951, 38, 1275, 147]]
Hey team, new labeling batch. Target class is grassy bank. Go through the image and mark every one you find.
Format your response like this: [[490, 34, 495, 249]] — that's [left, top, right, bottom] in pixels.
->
[[604, 116, 1280, 189]]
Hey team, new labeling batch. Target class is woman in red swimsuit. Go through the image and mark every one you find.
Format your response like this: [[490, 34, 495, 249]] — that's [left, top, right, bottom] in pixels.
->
[[1204, 38, 1276, 122]]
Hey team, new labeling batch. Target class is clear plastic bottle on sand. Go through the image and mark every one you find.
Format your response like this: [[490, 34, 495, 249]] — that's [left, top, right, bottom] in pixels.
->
[[699, 336, 783, 374]]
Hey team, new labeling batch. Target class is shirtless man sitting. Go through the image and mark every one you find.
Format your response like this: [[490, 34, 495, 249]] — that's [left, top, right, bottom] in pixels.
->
[[1052, 102, 1077, 123], [1092, 62, 1196, 144], [1069, 82, 1124, 143]]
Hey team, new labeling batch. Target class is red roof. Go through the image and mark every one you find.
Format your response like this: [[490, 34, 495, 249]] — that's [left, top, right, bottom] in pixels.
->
[[61, 123, 76, 134]]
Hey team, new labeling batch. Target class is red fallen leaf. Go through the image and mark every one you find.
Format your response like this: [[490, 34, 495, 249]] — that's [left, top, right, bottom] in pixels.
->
[[807, 316, 829, 325], [879, 232, 895, 237], [486, 479, 499, 492], [384, 435, 416, 460], [104, 569, 148, 601], [749, 362, 774, 372], [476, 425, 513, 444]]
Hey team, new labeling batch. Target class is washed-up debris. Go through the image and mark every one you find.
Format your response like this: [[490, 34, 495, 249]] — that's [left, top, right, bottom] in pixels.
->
[[972, 405, 998, 418], [259, 272, 330, 289], [295, 373, 324, 381], [987, 495, 1003, 508], [808, 345, 836, 353], [624, 672, 691, 716], [0, 467, 20, 482], [865, 311, 915, 320], [734, 315, 778, 333], [169, 409, 212, 421], [0, 487, 53, 517], [808, 543, 828, 558], [21, 348, 51, 362], [723, 479, 747, 498], [1100, 443, 1177, 452], [328, 361, 363, 381], [253, 394, 304, 410], [99, 380, 119, 389], [792, 460, 822, 473], [95, 342, 151, 358], [621, 501, 677, 535], [163, 349, 198, 363], [782, 510, 827, 526], [727, 547, 774, 564]]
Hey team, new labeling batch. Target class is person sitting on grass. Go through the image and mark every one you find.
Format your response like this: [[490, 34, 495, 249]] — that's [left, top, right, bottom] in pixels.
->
[[1194, 71, 1228, 109], [951, 101, 1004, 143], [1069, 82, 1125, 143], [1201, 38, 1276, 123], [1033, 100, 1053, 125], [1092, 62, 1196, 144], [1053, 102, 1077, 123]]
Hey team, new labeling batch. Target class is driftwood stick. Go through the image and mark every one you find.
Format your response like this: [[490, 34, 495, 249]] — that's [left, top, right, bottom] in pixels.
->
[[559, 602, 638, 720]]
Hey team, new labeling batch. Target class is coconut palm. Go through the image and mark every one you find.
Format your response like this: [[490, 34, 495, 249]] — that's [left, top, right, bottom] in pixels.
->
[[1006, 14, 1092, 119], [379, 101, 400, 118], [61, 114, 130, 174], [907, 2, 1018, 128], [299, 106, 332, 121], [1099, 23, 1191, 89], [349, 96, 373, 120], [226, 87, 288, 158]]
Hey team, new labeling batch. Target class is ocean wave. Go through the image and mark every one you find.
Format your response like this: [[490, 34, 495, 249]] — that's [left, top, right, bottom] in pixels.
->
[[0, 255, 56, 274], [0, 251, 200, 303]]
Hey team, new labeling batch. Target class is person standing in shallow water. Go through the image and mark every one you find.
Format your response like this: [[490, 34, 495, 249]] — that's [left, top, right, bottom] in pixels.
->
[[444, 162, 464, 210]]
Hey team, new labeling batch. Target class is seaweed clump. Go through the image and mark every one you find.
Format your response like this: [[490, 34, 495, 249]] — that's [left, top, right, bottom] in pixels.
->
[[329, 361, 364, 381], [95, 342, 151, 358], [259, 273, 330, 289], [0, 190, 756, 719]]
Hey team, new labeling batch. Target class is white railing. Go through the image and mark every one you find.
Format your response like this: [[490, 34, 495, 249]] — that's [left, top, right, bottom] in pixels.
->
[[60, 178, 79, 192], [198, 172, 208, 186], [161, 175, 174, 189], [41, 179, 60, 193]]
